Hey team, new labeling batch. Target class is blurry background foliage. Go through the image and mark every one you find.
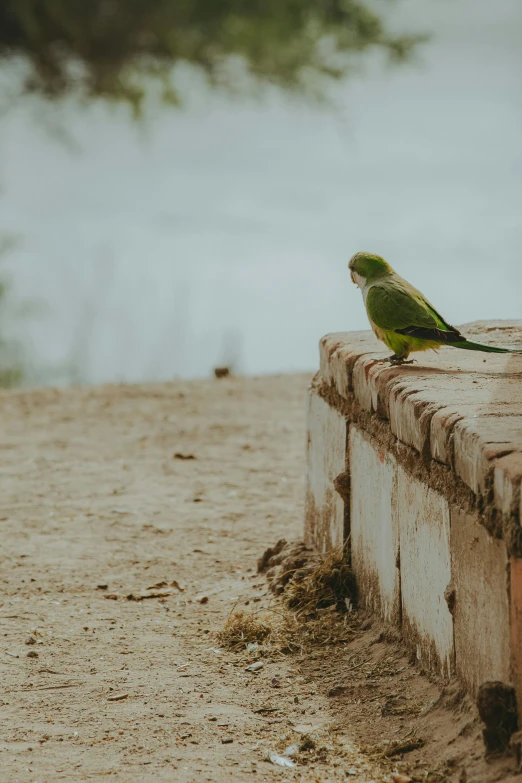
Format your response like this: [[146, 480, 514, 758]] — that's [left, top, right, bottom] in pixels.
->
[[0, 0, 421, 387], [0, 0, 421, 110]]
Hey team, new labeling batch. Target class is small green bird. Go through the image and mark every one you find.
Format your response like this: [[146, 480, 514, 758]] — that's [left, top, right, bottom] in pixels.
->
[[348, 251, 521, 364]]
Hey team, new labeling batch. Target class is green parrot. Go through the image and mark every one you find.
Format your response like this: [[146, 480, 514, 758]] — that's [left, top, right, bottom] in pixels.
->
[[348, 251, 522, 365]]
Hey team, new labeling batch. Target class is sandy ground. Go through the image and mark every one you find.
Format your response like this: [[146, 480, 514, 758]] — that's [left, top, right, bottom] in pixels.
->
[[0, 375, 519, 783]]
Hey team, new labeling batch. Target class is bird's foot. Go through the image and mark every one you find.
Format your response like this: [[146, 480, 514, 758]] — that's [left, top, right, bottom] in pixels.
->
[[388, 355, 415, 366]]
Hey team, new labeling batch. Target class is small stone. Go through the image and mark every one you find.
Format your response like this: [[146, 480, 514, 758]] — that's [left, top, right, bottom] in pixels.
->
[[25, 636, 36, 645], [246, 661, 263, 673], [196, 595, 209, 604], [392, 775, 413, 783], [27, 650, 39, 659], [221, 737, 234, 744], [328, 685, 348, 698]]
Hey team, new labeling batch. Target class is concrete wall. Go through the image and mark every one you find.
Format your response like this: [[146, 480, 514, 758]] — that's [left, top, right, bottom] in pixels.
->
[[451, 508, 511, 695], [306, 322, 522, 714], [350, 427, 400, 625], [397, 465, 454, 679], [304, 390, 346, 552]]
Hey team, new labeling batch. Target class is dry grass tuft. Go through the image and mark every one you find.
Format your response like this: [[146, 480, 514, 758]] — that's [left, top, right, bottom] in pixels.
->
[[217, 610, 272, 650], [216, 608, 306, 658], [284, 545, 356, 614], [217, 548, 355, 658], [217, 544, 358, 658]]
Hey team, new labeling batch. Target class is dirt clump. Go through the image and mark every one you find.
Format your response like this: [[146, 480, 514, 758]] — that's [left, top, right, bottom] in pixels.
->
[[476, 681, 518, 754], [258, 538, 356, 613], [257, 538, 319, 592]]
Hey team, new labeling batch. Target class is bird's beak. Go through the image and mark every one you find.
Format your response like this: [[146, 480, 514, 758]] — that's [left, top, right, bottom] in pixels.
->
[[350, 271, 356, 285]]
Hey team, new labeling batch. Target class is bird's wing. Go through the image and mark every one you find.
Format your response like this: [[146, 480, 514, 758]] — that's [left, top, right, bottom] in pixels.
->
[[366, 281, 462, 343]]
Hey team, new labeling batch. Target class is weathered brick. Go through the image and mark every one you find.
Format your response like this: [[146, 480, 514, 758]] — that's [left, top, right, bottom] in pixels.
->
[[494, 453, 522, 517], [396, 466, 454, 678], [305, 389, 347, 552], [452, 416, 522, 495], [349, 426, 400, 624], [451, 508, 511, 696], [319, 332, 380, 399]]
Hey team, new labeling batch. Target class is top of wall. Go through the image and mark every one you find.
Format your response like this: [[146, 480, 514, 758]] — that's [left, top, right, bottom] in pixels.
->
[[319, 320, 522, 527]]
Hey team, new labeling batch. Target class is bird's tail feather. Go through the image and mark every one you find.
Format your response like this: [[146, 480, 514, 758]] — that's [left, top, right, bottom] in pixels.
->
[[451, 340, 522, 354]]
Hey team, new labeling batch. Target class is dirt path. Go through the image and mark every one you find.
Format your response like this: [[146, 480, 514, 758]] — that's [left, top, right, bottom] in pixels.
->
[[0, 374, 362, 782], [0, 376, 519, 783]]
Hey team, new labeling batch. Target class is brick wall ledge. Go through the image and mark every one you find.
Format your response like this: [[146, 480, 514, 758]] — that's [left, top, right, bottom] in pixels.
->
[[304, 319, 522, 719], [319, 319, 522, 554]]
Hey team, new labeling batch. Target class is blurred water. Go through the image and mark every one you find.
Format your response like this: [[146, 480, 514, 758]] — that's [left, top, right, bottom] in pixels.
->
[[0, 0, 521, 384]]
